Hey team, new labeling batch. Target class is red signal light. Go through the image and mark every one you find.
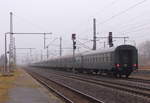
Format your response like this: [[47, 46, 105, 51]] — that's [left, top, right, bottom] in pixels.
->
[[116, 64, 120, 68], [133, 64, 137, 67]]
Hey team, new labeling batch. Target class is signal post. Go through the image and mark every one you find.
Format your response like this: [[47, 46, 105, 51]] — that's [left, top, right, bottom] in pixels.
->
[[72, 33, 76, 73]]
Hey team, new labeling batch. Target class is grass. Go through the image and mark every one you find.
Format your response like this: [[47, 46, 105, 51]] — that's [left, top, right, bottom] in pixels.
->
[[0, 68, 20, 103], [139, 66, 150, 69]]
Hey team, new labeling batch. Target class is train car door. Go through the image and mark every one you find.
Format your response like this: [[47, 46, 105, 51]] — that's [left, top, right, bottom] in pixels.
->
[[119, 50, 132, 68]]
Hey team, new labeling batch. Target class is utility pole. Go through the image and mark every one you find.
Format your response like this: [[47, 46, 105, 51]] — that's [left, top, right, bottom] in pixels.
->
[[29, 48, 33, 61], [104, 42, 106, 48], [123, 37, 128, 44], [4, 12, 52, 73], [60, 37, 62, 56], [44, 33, 46, 49], [46, 46, 49, 59], [4, 33, 8, 73], [41, 50, 43, 61], [93, 18, 96, 50], [9, 12, 14, 72], [15, 48, 36, 62], [13, 37, 16, 65]]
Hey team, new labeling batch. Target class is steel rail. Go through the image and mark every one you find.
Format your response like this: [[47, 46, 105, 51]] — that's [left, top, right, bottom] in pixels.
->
[[26, 70, 104, 103], [27, 71, 74, 103], [44, 70, 150, 98]]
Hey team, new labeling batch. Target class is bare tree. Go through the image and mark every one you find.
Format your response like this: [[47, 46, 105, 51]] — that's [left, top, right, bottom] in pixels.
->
[[138, 41, 150, 66]]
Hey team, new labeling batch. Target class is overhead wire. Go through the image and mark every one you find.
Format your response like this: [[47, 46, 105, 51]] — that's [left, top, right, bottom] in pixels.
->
[[77, 40, 92, 50], [123, 25, 150, 34], [97, 0, 148, 25], [76, 0, 120, 36], [118, 22, 150, 34], [78, 0, 148, 45], [13, 14, 51, 32]]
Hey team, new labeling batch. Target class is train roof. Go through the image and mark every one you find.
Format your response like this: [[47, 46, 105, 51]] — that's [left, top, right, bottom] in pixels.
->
[[82, 45, 136, 56], [38, 45, 136, 62], [82, 46, 116, 56]]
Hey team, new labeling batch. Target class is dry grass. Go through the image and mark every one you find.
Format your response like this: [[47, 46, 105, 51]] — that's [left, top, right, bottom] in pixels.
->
[[0, 69, 20, 103], [139, 66, 150, 70]]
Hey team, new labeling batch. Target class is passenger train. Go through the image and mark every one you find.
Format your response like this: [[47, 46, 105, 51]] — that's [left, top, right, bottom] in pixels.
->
[[32, 45, 138, 78]]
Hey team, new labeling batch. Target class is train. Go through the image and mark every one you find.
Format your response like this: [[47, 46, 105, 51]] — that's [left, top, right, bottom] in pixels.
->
[[32, 45, 138, 78]]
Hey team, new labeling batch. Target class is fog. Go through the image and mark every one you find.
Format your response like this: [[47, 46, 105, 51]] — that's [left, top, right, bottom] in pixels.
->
[[0, 0, 149, 63]]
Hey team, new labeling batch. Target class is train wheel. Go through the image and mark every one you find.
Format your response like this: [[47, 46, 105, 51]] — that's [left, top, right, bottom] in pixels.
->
[[125, 74, 129, 78], [98, 71, 102, 75], [113, 72, 118, 78], [119, 74, 122, 78], [83, 70, 86, 74]]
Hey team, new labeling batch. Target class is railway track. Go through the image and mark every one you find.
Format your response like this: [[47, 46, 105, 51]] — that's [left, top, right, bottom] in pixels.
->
[[39, 69, 150, 98], [124, 77, 150, 84], [26, 70, 104, 103]]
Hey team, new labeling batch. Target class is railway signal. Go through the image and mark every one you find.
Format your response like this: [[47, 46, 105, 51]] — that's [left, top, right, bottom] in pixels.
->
[[72, 34, 76, 50], [72, 33, 76, 40], [108, 32, 113, 47], [72, 33, 76, 73], [73, 41, 76, 49]]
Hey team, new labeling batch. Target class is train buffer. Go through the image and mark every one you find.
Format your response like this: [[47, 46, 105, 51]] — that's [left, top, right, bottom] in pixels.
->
[[0, 67, 63, 103]]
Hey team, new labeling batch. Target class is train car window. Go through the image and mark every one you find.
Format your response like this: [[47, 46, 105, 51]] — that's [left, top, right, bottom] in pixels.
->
[[93, 57, 94, 63], [107, 53, 110, 62], [103, 54, 105, 62], [110, 53, 112, 62], [104, 54, 107, 62], [92, 56, 94, 63], [100, 56, 101, 62], [105, 54, 107, 62], [102, 54, 104, 62], [96, 56, 97, 62], [106, 53, 108, 62]]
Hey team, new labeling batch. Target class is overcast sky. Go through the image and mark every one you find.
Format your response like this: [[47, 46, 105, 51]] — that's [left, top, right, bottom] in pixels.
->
[[0, 0, 150, 62]]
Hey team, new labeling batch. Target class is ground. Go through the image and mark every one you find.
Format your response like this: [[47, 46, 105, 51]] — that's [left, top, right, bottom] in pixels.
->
[[0, 67, 63, 103]]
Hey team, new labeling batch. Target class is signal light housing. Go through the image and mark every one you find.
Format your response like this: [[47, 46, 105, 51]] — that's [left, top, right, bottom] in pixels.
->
[[73, 39, 76, 50], [108, 32, 113, 47], [72, 34, 76, 40]]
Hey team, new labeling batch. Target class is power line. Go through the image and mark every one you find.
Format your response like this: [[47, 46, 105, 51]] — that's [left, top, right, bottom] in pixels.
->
[[77, 40, 92, 50], [118, 22, 150, 34], [78, 0, 147, 43], [99, 13, 149, 33], [13, 14, 51, 32], [98, 0, 147, 25], [75, 0, 119, 37], [123, 25, 150, 34]]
